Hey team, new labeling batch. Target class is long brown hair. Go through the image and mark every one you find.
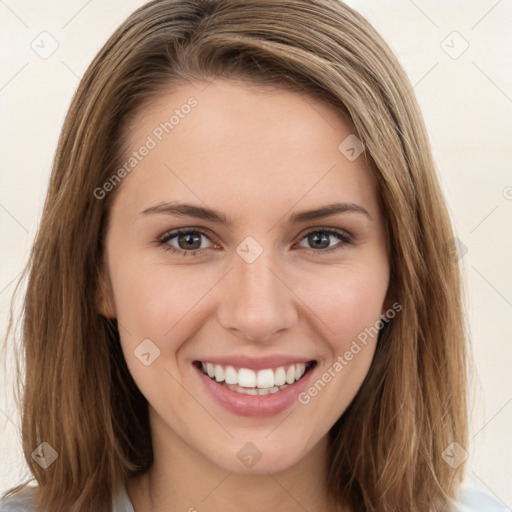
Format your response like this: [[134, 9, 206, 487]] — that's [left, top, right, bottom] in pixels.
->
[[1, 0, 468, 510]]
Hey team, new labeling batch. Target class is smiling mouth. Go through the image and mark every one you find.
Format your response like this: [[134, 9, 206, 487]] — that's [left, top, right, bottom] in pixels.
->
[[194, 360, 317, 396]]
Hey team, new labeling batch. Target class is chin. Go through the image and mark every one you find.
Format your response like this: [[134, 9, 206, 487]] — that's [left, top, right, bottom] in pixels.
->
[[203, 434, 315, 475]]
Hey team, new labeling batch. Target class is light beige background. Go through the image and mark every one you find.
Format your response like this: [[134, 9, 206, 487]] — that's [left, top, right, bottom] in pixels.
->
[[1, 0, 511, 507]]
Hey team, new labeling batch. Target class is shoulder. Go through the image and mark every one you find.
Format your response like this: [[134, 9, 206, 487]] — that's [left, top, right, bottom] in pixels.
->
[[2, 484, 507, 511], [0, 484, 135, 512], [453, 486, 509, 512], [0, 486, 38, 512]]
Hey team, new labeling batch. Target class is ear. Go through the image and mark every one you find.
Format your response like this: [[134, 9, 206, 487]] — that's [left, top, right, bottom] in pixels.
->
[[96, 264, 117, 319]]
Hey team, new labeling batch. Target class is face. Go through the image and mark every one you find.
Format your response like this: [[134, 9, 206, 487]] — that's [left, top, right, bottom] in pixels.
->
[[101, 79, 390, 474]]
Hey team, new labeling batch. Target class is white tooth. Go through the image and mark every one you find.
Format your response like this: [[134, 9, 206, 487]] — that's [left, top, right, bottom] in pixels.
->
[[295, 363, 306, 381], [224, 366, 238, 385], [274, 367, 286, 386], [214, 364, 225, 382], [238, 368, 256, 387], [201, 362, 208, 373], [206, 363, 215, 378], [285, 365, 296, 384], [225, 382, 286, 395], [256, 369, 274, 389]]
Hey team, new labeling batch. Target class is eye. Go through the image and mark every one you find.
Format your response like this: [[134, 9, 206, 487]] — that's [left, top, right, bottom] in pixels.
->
[[158, 228, 216, 256], [157, 227, 352, 257], [297, 228, 352, 254]]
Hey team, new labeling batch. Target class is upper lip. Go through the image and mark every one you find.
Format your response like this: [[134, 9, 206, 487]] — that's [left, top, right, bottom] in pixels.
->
[[194, 354, 316, 371]]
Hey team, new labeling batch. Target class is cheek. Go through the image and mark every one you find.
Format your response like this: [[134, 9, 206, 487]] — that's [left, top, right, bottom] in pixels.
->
[[298, 261, 389, 347], [108, 250, 208, 332], [294, 267, 388, 423], [107, 258, 210, 410], [107, 253, 225, 375], [109, 244, 389, 354]]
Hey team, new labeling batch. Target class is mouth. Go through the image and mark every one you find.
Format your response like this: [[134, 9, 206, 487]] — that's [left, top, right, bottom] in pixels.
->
[[193, 360, 317, 396]]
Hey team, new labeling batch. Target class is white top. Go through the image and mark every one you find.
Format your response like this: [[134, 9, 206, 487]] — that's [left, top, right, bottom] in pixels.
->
[[0, 484, 509, 511]]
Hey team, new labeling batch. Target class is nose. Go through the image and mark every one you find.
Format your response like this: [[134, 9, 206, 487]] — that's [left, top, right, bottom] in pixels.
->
[[216, 247, 298, 343]]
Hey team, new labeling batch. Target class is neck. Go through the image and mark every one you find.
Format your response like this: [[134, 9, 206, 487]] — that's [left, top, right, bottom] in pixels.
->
[[127, 412, 348, 511]]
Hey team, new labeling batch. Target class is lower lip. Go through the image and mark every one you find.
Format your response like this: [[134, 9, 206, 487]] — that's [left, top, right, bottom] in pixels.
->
[[194, 364, 315, 417]]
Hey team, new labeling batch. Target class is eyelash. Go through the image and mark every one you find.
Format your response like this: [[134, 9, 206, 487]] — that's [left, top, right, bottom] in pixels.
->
[[156, 227, 352, 257]]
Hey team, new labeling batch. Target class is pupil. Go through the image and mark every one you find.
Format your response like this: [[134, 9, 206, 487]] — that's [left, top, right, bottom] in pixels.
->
[[310, 232, 329, 249], [179, 232, 201, 250]]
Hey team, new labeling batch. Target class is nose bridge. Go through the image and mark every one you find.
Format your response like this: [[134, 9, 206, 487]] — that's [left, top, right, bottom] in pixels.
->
[[238, 252, 275, 302], [217, 241, 297, 342]]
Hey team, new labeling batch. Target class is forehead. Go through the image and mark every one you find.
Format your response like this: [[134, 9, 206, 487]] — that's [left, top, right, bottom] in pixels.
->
[[114, 79, 381, 221]]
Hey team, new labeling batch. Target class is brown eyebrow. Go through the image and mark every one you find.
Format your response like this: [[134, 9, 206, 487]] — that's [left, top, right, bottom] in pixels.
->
[[140, 201, 372, 225], [141, 202, 232, 224], [288, 202, 372, 223]]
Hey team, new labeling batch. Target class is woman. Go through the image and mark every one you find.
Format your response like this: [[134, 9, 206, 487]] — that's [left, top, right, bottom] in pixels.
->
[[0, 0, 506, 510]]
